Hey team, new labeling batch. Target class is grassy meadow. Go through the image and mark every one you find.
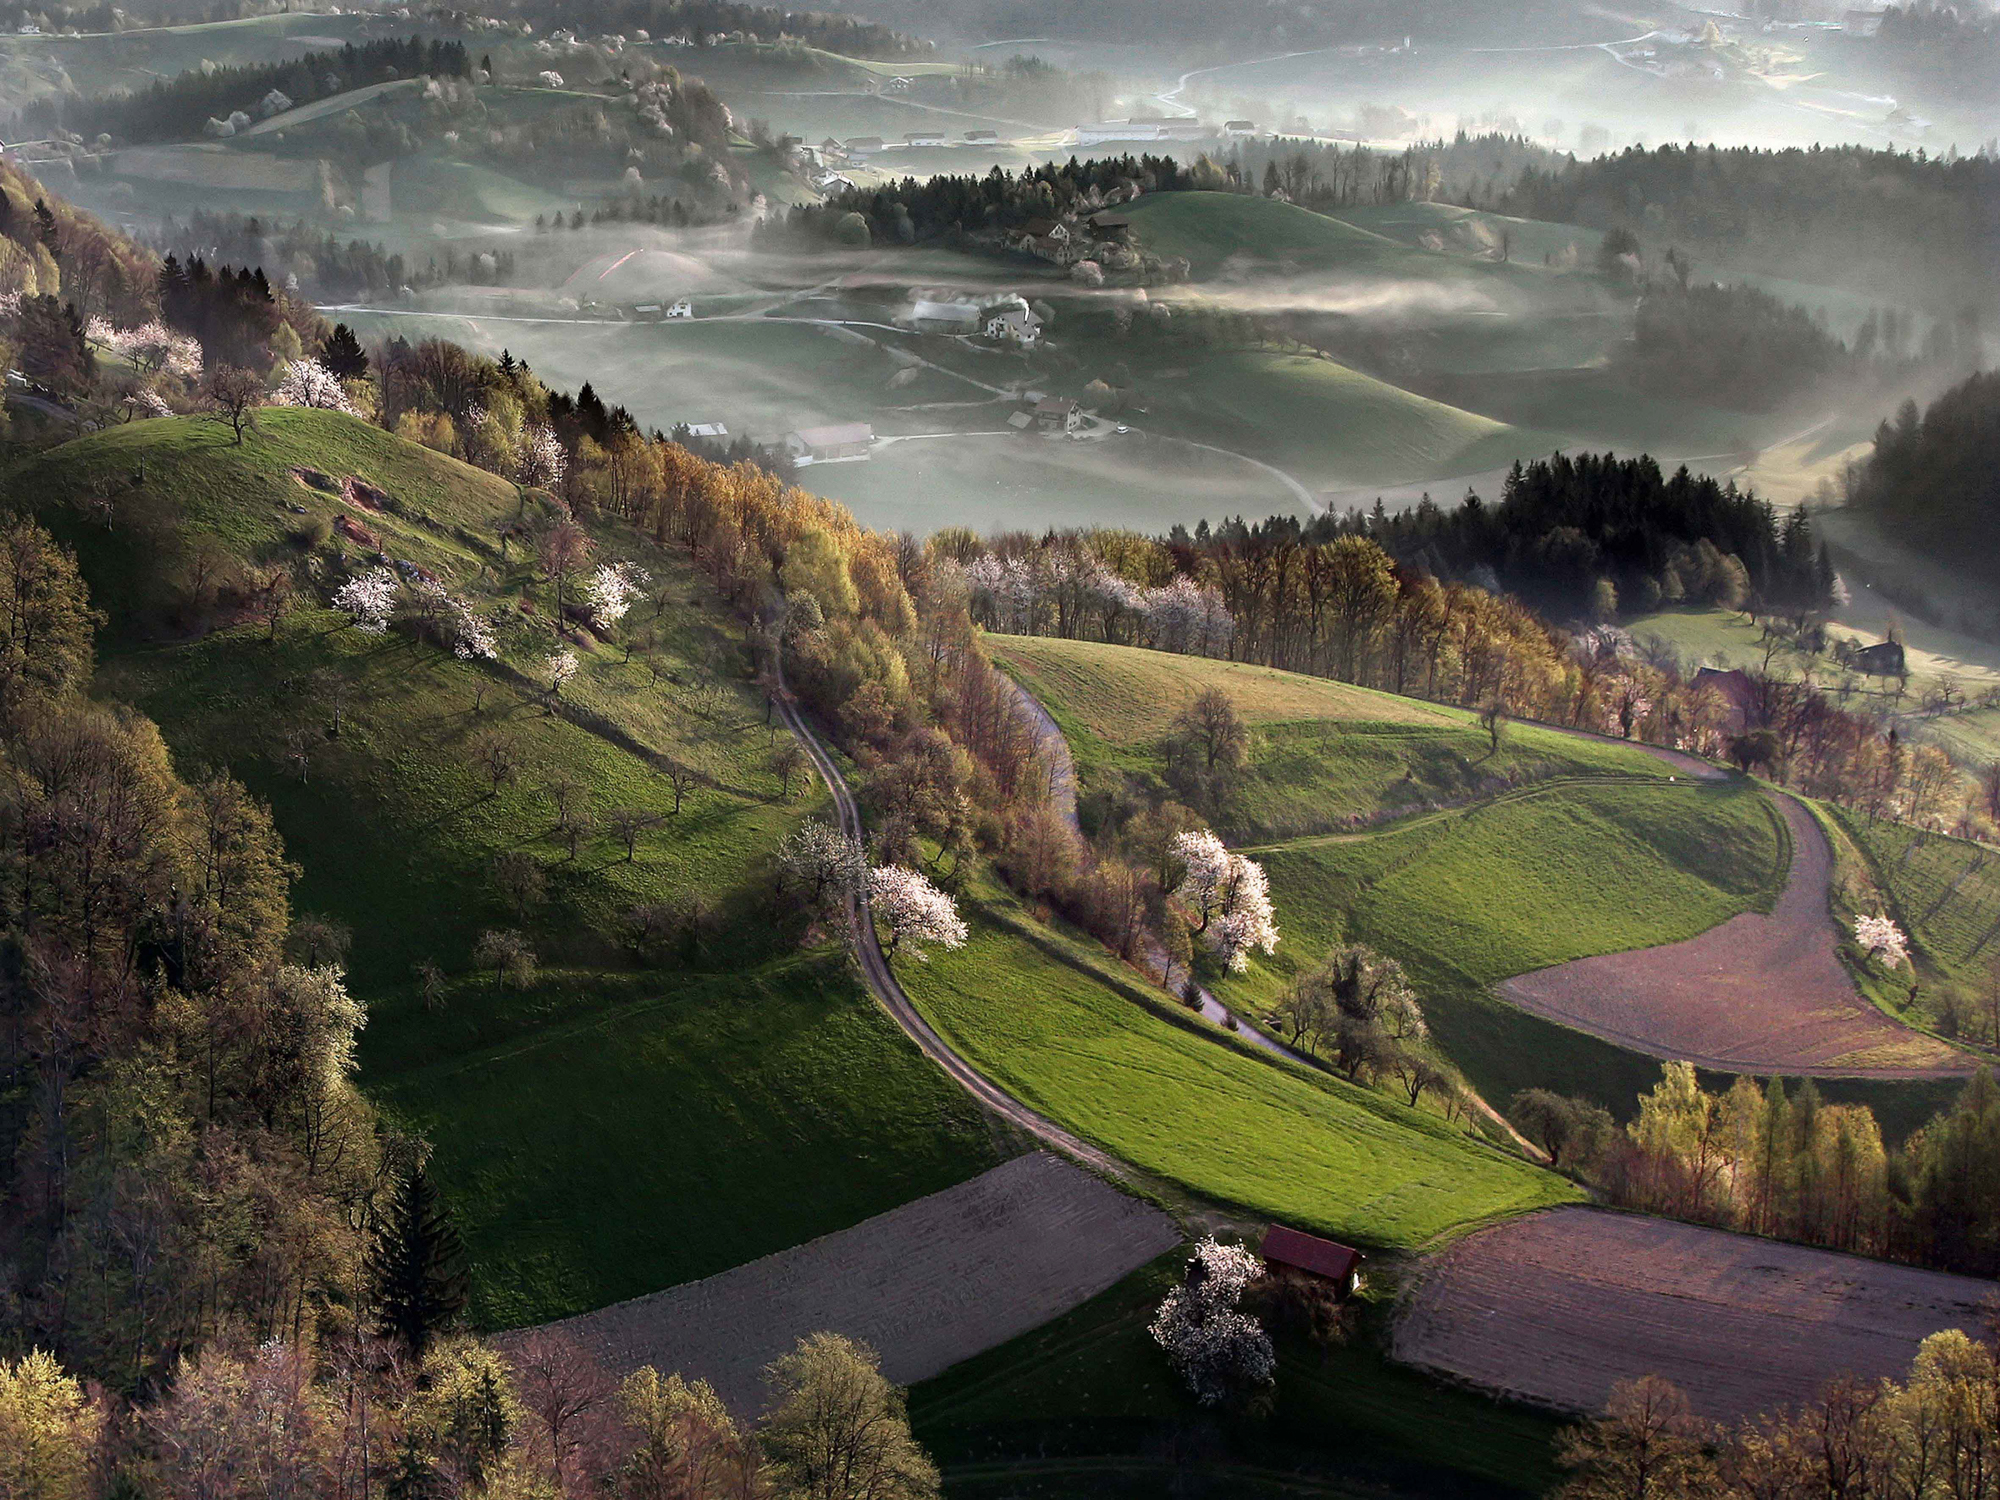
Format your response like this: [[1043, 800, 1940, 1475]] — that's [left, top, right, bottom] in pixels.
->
[[9, 411, 1011, 1325], [898, 869, 1580, 1252], [989, 633, 1681, 842]]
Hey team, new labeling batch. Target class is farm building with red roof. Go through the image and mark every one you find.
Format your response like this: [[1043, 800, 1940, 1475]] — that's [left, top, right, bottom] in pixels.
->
[[1261, 1225, 1363, 1296]]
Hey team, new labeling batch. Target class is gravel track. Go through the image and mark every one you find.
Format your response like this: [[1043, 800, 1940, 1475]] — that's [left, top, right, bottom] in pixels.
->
[[503, 1152, 1179, 1412], [1501, 792, 1973, 1077], [1394, 1207, 1995, 1420]]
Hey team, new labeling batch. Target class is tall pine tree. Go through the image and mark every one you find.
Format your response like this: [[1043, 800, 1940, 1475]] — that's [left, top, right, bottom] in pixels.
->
[[368, 1164, 471, 1359]]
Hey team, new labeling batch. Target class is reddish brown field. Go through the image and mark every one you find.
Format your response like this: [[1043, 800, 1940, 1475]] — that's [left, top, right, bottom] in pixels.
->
[[501, 1152, 1179, 1413], [1393, 1208, 1993, 1420], [1501, 794, 1971, 1076]]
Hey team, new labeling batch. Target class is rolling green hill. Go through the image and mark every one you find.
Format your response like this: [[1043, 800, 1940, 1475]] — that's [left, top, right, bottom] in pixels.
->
[[989, 634, 1679, 842], [1123, 191, 1426, 281], [7, 410, 1009, 1326]]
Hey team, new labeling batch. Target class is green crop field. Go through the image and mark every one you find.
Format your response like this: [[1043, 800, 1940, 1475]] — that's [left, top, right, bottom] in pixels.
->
[[899, 870, 1579, 1250], [8, 411, 1009, 1326]]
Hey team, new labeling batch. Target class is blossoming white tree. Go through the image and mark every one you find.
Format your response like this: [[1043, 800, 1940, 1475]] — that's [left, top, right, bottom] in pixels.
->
[[519, 425, 567, 489], [1149, 1238, 1274, 1406], [1214, 857, 1279, 972], [583, 561, 648, 628], [779, 819, 866, 907], [1168, 829, 1231, 930], [546, 649, 579, 696], [86, 317, 203, 379], [869, 864, 967, 962], [331, 567, 398, 634], [1169, 830, 1277, 971], [272, 356, 357, 413], [447, 600, 498, 661], [1855, 913, 1910, 970]]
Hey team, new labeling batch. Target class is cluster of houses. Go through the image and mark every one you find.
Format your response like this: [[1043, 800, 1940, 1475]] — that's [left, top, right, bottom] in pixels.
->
[[905, 291, 1043, 346], [1012, 205, 1138, 269]]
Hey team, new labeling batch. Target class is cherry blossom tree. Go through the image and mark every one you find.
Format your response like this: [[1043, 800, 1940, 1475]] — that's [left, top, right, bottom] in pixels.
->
[[869, 864, 967, 962], [584, 561, 648, 628], [331, 567, 398, 634], [519, 426, 567, 489], [447, 599, 497, 661], [86, 316, 202, 378], [271, 356, 357, 413], [1214, 856, 1279, 971], [1169, 830, 1278, 970], [1855, 913, 1910, 969], [1168, 829, 1231, 930], [546, 650, 579, 697], [1149, 1238, 1275, 1406], [779, 818, 865, 906]]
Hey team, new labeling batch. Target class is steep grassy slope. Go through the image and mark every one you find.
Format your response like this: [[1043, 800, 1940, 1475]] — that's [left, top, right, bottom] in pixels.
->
[[8, 411, 1009, 1326], [898, 870, 1580, 1251]]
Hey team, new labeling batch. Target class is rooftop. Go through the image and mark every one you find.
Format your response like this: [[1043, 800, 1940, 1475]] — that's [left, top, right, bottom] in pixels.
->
[[792, 422, 874, 447], [1261, 1225, 1362, 1282]]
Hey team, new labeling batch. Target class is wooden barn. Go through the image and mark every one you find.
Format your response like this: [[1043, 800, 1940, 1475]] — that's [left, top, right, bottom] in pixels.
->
[[1260, 1225, 1363, 1298]]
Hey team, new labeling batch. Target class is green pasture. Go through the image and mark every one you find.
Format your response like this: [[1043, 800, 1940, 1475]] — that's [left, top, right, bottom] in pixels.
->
[[898, 870, 1579, 1252], [8, 411, 1009, 1325]]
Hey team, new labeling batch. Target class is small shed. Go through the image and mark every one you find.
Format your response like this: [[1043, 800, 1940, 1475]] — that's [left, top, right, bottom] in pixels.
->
[[1261, 1225, 1362, 1297], [1849, 639, 1907, 678]]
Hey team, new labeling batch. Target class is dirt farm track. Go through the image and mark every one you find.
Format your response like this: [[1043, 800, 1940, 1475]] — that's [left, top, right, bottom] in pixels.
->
[[1501, 793, 1972, 1077], [1394, 1207, 1994, 1419], [501, 1152, 1179, 1413]]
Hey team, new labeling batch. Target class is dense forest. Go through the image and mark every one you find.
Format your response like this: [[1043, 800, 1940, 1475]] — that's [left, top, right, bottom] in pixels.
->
[[1471, 142, 2000, 306], [1624, 277, 1855, 413], [1848, 370, 2000, 578], [149, 212, 520, 302], [1310, 453, 1834, 619], [9, 38, 471, 144]]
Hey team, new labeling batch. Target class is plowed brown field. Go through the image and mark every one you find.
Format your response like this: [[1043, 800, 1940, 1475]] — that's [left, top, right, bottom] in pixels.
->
[[1394, 1207, 1993, 1419], [501, 1152, 1179, 1412], [1501, 793, 1971, 1076]]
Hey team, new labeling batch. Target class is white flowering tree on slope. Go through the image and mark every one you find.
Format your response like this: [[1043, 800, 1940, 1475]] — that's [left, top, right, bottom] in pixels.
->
[[271, 356, 357, 413], [1168, 829, 1279, 972], [1855, 914, 1909, 970], [583, 561, 648, 628], [331, 567, 398, 633], [869, 865, 966, 963], [1150, 1237, 1275, 1406]]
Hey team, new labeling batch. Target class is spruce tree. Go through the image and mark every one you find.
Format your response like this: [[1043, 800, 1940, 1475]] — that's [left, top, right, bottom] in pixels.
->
[[368, 1164, 471, 1359], [319, 323, 369, 381]]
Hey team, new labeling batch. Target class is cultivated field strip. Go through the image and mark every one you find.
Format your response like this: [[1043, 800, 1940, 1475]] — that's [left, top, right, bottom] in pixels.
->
[[1394, 1207, 1993, 1420], [502, 1152, 1180, 1411], [1501, 793, 1973, 1076]]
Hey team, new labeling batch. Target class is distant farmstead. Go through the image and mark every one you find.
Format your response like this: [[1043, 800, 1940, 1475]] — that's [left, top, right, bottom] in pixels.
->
[[786, 422, 874, 464], [1034, 396, 1083, 434], [904, 129, 946, 147], [1260, 1225, 1363, 1297]]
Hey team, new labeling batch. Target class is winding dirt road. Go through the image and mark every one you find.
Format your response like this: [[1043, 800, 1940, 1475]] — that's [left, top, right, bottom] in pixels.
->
[[771, 663, 1140, 1181]]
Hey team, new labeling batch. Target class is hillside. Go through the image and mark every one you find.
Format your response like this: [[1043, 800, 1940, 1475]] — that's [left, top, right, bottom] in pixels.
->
[[7, 410, 1012, 1327], [1122, 191, 1436, 282]]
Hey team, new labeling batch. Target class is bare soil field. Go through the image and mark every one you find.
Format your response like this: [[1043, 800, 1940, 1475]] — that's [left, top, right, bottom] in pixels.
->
[[502, 1152, 1180, 1412], [1394, 1207, 1994, 1420], [1501, 793, 1972, 1077]]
